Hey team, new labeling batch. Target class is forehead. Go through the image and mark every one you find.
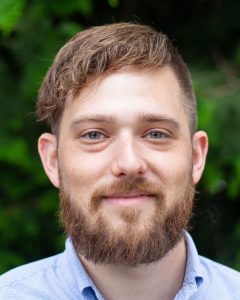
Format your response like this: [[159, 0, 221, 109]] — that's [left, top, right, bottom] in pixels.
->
[[61, 67, 189, 131]]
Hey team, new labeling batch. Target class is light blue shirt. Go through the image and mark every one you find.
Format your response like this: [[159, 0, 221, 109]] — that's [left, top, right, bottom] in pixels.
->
[[0, 232, 239, 299]]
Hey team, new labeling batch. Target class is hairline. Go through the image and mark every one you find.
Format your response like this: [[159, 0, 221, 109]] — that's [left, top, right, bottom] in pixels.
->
[[52, 64, 196, 137]]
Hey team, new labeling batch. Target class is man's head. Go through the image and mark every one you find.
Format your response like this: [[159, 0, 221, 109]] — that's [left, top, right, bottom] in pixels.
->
[[37, 23, 208, 266], [36, 22, 197, 135]]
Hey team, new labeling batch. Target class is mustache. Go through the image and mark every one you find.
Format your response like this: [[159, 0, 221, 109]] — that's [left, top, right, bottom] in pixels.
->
[[90, 177, 165, 211]]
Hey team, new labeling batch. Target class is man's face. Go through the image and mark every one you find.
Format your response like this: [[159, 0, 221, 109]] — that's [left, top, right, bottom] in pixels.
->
[[39, 66, 208, 265]]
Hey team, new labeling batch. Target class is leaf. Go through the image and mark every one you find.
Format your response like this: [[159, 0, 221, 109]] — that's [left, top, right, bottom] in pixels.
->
[[0, 0, 25, 34], [0, 138, 30, 170], [108, 0, 119, 8], [46, 0, 92, 17]]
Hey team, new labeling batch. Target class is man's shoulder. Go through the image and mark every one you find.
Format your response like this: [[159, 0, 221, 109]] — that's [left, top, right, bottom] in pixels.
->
[[0, 254, 61, 286], [200, 255, 240, 279], [0, 253, 66, 299], [198, 255, 240, 298]]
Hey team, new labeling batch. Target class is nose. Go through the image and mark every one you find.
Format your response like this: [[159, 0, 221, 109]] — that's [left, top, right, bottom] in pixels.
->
[[111, 138, 147, 178]]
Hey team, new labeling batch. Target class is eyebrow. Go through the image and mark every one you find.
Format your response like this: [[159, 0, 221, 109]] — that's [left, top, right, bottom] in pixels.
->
[[69, 113, 180, 131], [137, 113, 180, 130], [70, 114, 114, 130]]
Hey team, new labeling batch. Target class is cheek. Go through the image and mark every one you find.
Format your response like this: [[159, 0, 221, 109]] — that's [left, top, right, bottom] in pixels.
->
[[149, 150, 193, 182], [59, 158, 101, 211], [59, 148, 111, 189]]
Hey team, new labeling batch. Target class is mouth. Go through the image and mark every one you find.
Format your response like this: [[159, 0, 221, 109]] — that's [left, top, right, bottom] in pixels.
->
[[103, 191, 155, 207]]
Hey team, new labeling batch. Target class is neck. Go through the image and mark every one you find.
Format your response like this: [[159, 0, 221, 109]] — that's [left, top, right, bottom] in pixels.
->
[[80, 237, 187, 300]]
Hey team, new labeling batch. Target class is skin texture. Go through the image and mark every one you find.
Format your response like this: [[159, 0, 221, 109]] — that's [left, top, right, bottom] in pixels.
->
[[38, 66, 208, 300]]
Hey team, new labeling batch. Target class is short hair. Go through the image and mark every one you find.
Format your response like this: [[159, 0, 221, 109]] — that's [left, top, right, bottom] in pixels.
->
[[36, 23, 197, 134]]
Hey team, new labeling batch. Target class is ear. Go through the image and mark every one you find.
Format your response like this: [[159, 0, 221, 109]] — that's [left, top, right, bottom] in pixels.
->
[[38, 133, 59, 188], [192, 131, 208, 185]]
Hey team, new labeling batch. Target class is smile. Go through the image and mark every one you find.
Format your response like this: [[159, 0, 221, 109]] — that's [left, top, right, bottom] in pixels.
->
[[104, 192, 154, 207]]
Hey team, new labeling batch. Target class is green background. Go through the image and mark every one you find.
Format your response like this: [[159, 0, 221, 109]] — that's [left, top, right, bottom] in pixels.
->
[[0, 0, 240, 274]]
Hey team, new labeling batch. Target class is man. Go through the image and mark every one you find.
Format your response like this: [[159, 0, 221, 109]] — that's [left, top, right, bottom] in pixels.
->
[[0, 23, 239, 300]]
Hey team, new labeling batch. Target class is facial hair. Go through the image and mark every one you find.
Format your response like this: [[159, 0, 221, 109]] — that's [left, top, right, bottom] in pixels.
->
[[59, 176, 195, 267]]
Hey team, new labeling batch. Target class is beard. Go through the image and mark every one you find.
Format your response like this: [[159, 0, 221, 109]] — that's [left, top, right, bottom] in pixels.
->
[[59, 175, 195, 267]]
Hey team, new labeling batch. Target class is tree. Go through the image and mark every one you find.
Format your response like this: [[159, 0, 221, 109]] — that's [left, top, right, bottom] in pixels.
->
[[0, 0, 239, 273]]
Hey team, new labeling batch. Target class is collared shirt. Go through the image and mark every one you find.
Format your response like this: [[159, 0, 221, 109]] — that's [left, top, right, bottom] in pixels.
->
[[0, 233, 239, 299]]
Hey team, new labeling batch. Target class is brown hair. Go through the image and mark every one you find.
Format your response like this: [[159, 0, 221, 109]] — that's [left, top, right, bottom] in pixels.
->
[[36, 23, 197, 134]]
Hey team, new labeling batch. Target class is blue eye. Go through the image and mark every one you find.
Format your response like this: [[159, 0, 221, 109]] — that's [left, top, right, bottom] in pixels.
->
[[147, 131, 167, 139], [85, 131, 105, 140]]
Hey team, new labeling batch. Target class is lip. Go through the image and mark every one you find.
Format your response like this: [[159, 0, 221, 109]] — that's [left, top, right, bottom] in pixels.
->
[[103, 191, 154, 207]]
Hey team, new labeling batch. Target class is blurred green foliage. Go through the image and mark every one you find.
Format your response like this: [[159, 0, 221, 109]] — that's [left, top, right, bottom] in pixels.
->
[[0, 0, 240, 274], [0, 0, 25, 35]]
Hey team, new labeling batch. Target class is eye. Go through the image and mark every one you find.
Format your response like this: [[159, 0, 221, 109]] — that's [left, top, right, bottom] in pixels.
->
[[81, 130, 107, 141], [145, 130, 168, 139]]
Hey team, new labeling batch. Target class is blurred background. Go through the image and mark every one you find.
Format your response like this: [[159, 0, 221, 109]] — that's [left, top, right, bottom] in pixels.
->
[[0, 0, 240, 274]]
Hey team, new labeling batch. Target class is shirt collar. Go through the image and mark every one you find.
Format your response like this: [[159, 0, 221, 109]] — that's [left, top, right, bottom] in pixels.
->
[[62, 232, 204, 299], [62, 238, 104, 299], [183, 231, 204, 288]]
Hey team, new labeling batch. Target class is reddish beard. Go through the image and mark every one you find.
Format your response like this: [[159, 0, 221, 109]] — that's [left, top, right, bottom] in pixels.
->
[[59, 176, 195, 266]]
